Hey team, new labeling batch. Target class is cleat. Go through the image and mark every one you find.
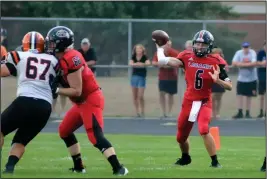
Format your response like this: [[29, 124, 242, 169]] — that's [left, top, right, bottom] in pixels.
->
[[113, 165, 129, 176], [175, 156, 192, 166], [210, 161, 222, 168], [2, 166, 14, 174], [260, 168, 266, 172], [260, 157, 266, 172], [69, 167, 86, 173]]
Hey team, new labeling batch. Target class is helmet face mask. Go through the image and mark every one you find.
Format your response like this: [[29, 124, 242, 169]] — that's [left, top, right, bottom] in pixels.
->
[[193, 41, 210, 57], [192, 30, 214, 57], [45, 37, 56, 55]]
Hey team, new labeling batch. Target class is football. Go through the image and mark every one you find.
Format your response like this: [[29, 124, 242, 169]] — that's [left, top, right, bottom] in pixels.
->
[[152, 30, 169, 46]]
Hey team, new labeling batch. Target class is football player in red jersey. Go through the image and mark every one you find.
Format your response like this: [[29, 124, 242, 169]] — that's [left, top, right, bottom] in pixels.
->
[[157, 30, 232, 168], [45, 26, 128, 176]]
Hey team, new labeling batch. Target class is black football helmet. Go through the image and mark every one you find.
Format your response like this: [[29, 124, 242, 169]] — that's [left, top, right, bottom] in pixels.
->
[[45, 26, 74, 54], [192, 30, 214, 57]]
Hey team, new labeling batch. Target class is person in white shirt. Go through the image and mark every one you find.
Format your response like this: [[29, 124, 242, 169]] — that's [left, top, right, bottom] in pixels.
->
[[232, 42, 258, 118]]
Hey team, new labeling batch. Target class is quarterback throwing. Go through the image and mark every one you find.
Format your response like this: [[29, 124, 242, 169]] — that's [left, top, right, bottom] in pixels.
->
[[157, 30, 232, 167]]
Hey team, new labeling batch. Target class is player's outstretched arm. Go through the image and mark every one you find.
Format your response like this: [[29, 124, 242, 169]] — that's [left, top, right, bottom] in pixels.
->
[[157, 48, 183, 67], [57, 67, 83, 97]]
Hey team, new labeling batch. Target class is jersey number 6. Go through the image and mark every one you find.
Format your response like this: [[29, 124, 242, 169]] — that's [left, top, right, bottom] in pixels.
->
[[195, 69, 204, 90], [26, 57, 51, 80]]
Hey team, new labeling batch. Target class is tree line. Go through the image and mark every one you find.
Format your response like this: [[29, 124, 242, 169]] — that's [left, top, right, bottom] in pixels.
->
[[1, 2, 243, 64]]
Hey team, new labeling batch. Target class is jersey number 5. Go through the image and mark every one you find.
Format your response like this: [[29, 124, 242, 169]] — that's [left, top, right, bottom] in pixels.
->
[[26, 57, 51, 80], [195, 69, 204, 90]]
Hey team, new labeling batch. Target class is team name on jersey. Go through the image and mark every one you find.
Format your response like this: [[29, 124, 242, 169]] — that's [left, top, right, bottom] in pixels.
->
[[188, 62, 213, 70]]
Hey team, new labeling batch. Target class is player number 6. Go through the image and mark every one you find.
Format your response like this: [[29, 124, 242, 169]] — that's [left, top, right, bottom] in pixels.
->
[[195, 69, 204, 90]]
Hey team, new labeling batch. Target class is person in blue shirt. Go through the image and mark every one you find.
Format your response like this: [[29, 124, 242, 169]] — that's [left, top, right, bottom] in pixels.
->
[[257, 42, 266, 118]]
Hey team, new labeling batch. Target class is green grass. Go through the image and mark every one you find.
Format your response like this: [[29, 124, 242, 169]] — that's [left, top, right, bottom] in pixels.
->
[[1, 134, 265, 178]]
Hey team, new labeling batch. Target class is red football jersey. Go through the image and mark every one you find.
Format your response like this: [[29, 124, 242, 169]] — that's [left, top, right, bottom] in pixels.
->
[[59, 49, 100, 103], [177, 50, 227, 101]]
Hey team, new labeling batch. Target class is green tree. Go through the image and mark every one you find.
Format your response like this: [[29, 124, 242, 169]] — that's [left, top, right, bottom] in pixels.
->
[[1, 2, 242, 64]]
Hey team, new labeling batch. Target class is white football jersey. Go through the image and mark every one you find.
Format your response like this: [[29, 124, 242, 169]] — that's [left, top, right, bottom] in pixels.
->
[[6, 50, 58, 104]]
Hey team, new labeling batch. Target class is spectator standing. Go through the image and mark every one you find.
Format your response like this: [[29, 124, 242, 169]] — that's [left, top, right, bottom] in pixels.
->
[[78, 38, 97, 74], [232, 42, 258, 118], [129, 44, 150, 118], [256, 41, 266, 118], [152, 41, 179, 118], [211, 47, 229, 119]]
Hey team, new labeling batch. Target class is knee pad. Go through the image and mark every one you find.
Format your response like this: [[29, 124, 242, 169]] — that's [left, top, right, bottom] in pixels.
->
[[94, 137, 112, 153], [61, 133, 78, 147], [92, 131, 112, 153]]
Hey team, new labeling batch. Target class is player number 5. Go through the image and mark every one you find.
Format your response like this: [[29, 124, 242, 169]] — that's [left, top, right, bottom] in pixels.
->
[[26, 57, 51, 80], [195, 69, 204, 90]]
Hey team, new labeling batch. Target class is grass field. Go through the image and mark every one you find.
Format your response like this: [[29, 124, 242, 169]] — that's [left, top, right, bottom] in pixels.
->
[[1, 134, 265, 178], [1, 72, 262, 118]]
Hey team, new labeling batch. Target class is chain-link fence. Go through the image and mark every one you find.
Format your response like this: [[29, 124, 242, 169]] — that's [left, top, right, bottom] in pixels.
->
[[1, 66, 264, 119], [1, 17, 266, 119]]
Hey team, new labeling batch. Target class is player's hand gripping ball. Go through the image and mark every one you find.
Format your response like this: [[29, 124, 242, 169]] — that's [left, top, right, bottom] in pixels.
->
[[152, 30, 169, 47]]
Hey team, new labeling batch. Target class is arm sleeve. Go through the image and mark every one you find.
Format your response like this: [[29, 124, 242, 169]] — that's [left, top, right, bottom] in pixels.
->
[[217, 55, 230, 81], [219, 64, 231, 82]]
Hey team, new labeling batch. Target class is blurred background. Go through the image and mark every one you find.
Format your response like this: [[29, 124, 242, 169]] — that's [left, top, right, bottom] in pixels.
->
[[1, 1, 266, 119]]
